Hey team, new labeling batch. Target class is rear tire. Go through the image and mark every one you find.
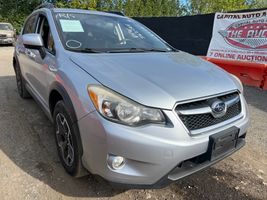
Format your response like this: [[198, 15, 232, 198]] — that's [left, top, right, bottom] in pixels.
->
[[14, 61, 31, 99], [53, 100, 87, 177]]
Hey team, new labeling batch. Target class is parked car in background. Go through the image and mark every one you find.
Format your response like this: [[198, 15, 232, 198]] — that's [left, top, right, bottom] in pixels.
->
[[13, 3, 249, 188], [0, 22, 16, 45]]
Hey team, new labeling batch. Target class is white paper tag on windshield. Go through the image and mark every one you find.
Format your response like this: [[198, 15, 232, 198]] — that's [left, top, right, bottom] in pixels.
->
[[59, 19, 84, 32]]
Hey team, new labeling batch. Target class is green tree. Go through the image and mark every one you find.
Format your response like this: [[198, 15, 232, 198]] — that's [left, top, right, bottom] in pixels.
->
[[124, 0, 181, 17], [1, 0, 266, 32], [252, 0, 267, 8], [0, 0, 41, 31], [186, 0, 264, 15]]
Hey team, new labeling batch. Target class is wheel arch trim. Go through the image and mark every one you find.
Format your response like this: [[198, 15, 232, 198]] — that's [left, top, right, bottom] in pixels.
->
[[49, 82, 78, 123], [49, 81, 85, 159]]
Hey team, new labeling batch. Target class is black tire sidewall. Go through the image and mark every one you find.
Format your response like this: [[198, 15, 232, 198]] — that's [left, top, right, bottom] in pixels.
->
[[14, 63, 23, 97], [14, 61, 31, 98], [53, 100, 83, 177]]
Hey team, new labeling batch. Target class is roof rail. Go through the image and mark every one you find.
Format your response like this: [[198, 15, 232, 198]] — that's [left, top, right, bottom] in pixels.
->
[[35, 3, 55, 10], [105, 11, 125, 16]]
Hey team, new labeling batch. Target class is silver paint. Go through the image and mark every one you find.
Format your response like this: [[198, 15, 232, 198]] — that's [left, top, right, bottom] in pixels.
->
[[15, 7, 250, 186]]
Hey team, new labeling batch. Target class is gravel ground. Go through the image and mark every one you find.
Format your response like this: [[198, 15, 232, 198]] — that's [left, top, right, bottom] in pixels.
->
[[0, 46, 266, 200]]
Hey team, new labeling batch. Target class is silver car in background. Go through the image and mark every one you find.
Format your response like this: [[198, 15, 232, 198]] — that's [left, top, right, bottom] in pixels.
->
[[13, 4, 249, 188], [0, 22, 16, 45]]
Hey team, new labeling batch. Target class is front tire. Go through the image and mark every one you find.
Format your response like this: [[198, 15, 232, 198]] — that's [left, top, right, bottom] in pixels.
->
[[53, 100, 87, 177]]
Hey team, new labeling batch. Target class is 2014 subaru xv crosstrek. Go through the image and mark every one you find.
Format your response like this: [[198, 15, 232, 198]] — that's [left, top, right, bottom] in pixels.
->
[[13, 4, 249, 188]]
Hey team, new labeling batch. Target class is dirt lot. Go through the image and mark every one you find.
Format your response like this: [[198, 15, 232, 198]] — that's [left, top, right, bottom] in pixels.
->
[[0, 46, 266, 200]]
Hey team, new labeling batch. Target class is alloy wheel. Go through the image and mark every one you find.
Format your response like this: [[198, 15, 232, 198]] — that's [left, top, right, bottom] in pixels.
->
[[55, 113, 75, 167]]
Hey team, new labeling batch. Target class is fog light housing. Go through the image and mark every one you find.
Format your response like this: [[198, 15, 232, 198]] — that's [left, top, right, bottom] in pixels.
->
[[107, 155, 125, 170]]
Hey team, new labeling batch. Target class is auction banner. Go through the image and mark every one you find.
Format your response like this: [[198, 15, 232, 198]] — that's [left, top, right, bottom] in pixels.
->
[[207, 10, 267, 63]]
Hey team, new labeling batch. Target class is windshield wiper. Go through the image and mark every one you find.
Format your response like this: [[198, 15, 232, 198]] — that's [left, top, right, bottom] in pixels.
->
[[106, 48, 147, 53], [126, 48, 169, 52], [68, 47, 173, 53], [68, 48, 103, 53], [99, 48, 171, 53], [141, 48, 170, 52]]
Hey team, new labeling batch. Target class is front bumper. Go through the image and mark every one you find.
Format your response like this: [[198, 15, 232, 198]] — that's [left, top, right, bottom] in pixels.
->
[[0, 37, 14, 44], [77, 94, 249, 186], [111, 134, 246, 189]]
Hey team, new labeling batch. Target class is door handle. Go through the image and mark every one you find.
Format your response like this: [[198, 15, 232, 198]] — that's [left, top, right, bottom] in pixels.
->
[[25, 49, 30, 56], [25, 49, 36, 59], [48, 65, 57, 72]]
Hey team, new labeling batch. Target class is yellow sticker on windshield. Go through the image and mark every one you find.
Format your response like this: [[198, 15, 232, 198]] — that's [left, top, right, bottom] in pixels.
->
[[59, 19, 84, 32]]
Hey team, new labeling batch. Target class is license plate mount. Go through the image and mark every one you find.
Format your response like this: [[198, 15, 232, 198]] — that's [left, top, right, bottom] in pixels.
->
[[207, 127, 239, 161]]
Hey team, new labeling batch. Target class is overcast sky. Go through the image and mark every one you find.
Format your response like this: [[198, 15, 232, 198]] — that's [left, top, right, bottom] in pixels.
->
[[180, 0, 187, 5]]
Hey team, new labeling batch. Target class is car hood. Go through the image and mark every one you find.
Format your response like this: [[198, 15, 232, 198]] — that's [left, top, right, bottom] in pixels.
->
[[70, 51, 238, 109], [0, 30, 14, 35]]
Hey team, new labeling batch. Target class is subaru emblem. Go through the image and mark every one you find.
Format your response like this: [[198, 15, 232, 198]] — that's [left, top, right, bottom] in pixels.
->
[[211, 100, 227, 118]]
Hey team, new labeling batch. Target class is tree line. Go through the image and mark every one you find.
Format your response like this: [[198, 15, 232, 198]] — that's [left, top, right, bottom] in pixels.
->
[[0, 0, 266, 31]]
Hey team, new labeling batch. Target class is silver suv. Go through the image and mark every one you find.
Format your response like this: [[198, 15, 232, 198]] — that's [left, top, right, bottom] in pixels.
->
[[14, 4, 249, 187]]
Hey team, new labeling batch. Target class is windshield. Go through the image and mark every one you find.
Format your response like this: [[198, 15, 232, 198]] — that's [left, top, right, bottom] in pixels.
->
[[54, 12, 173, 53], [0, 23, 13, 31]]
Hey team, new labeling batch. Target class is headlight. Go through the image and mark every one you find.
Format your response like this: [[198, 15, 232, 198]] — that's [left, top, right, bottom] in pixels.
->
[[231, 74, 243, 93], [6, 33, 12, 37], [88, 85, 166, 126]]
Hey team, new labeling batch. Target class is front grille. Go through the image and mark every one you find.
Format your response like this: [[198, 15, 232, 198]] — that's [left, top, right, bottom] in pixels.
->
[[0, 34, 7, 38], [176, 92, 242, 131]]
